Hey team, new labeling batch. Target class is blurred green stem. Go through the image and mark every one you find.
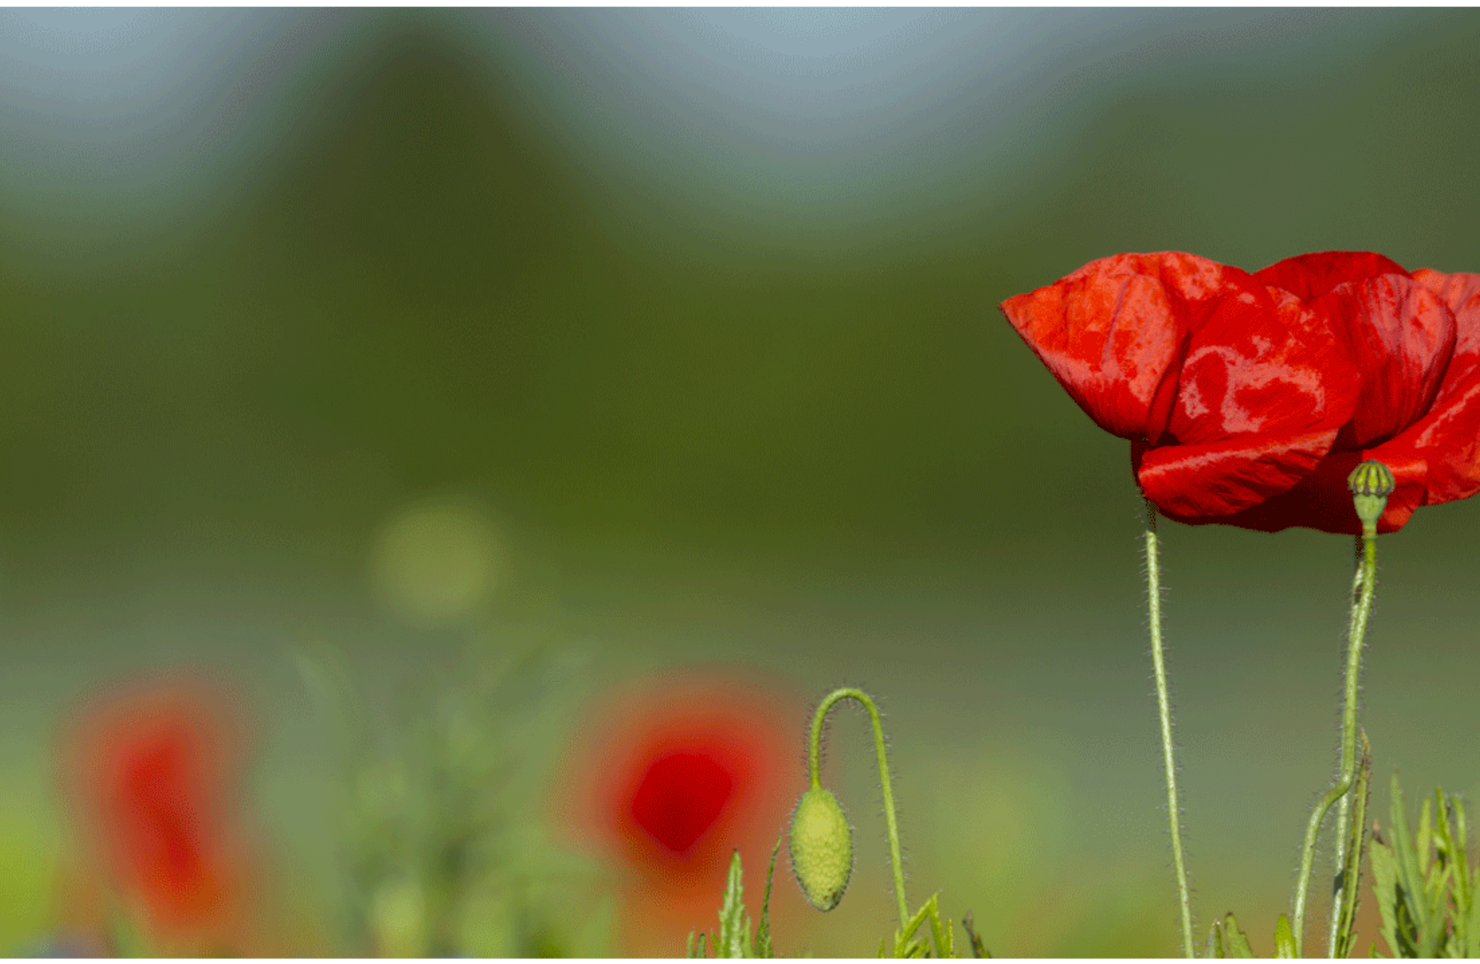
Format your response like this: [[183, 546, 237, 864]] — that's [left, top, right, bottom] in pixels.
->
[[1144, 500, 1194, 958], [808, 687, 909, 927], [1293, 531, 1377, 956]]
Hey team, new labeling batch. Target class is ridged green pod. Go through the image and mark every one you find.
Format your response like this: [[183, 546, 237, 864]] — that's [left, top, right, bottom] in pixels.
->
[[1348, 458, 1395, 529], [788, 787, 853, 911]]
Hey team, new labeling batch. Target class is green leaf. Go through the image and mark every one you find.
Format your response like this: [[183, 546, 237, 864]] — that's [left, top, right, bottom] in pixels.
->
[[893, 894, 942, 958], [1273, 914, 1296, 959], [1218, 913, 1255, 958], [880, 893, 960, 959], [716, 850, 754, 959], [1466, 853, 1480, 960], [961, 913, 990, 959], [1445, 794, 1474, 956], [928, 897, 954, 959], [1371, 825, 1405, 958], [1369, 773, 1480, 957], [754, 833, 782, 959]]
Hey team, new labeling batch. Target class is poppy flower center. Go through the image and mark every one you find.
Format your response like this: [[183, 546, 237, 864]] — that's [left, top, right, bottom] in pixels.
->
[[629, 750, 734, 854]]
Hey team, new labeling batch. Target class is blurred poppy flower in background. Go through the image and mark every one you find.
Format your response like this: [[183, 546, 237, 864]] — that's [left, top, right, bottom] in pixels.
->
[[1000, 251, 1480, 533], [59, 675, 258, 954], [558, 672, 800, 955]]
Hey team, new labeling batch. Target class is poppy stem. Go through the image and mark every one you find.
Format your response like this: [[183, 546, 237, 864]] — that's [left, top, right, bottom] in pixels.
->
[[1292, 460, 1391, 957], [1144, 500, 1195, 958], [807, 687, 910, 927], [1292, 528, 1378, 957], [1323, 539, 1367, 956]]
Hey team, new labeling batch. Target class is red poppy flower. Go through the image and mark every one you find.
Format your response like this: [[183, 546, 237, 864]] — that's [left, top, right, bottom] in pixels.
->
[[61, 676, 254, 951], [557, 672, 799, 955], [1000, 251, 1480, 533]]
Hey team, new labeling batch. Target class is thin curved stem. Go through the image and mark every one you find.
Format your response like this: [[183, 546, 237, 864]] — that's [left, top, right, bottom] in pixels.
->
[[1293, 530, 1378, 956], [808, 687, 909, 927], [1144, 501, 1194, 958]]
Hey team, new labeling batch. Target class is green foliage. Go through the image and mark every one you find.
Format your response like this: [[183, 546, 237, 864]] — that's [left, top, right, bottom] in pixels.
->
[[960, 913, 991, 959], [295, 639, 604, 957], [884, 893, 961, 958], [1272, 913, 1296, 958], [1205, 913, 1255, 958], [1370, 775, 1479, 958], [688, 843, 782, 959], [1205, 910, 1291, 959]]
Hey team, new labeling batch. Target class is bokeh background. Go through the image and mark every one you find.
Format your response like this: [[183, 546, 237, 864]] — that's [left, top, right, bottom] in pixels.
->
[[2, 7, 1479, 957]]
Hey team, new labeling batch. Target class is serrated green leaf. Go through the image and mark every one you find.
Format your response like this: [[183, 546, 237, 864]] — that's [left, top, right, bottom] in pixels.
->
[[717, 850, 753, 958], [1417, 796, 1433, 878], [754, 833, 782, 959], [1221, 913, 1255, 958], [1385, 772, 1433, 957], [929, 903, 954, 959], [1371, 829, 1406, 957], [1273, 913, 1296, 958], [1416, 796, 1450, 959], [1466, 857, 1480, 959], [1449, 795, 1473, 955], [890, 893, 952, 958]]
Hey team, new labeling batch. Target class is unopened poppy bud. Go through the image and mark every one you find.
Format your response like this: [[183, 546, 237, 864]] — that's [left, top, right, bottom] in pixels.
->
[[1347, 459, 1395, 533], [788, 786, 853, 911]]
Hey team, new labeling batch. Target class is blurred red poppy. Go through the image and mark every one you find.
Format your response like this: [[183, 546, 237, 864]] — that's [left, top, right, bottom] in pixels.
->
[[1000, 251, 1480, 533], [61, 676, 255, 953], [558, 672, 799, 955]]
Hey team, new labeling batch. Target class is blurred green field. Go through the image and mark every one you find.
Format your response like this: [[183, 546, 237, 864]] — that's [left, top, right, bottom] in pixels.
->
[[2, 9, 1480, 957]]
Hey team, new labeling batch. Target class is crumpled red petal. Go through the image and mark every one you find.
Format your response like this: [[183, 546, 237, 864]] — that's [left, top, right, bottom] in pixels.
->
[[1371, 270, 1480, 505], [1002, 250, 1480, 534], [1165, 285, 1360, 443], [1318, 275, 1456, 449], [1186, 448, 1424, 534], [1252, 251, 1409, 303], [1000, 252, 1254, 441], [1134, 428, 1340, 519]]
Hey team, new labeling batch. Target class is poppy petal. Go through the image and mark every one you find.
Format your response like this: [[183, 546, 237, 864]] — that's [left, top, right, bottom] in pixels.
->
[[1000, 252, 1254, 441], [1253, 250, 1409, 302], [1194, 448, 1423, 534], [1371, 270, 1480, 505], [1319, 275, 1457, 448], [1135, 428, 1339, 519], [1166, 285, 1360, 446]]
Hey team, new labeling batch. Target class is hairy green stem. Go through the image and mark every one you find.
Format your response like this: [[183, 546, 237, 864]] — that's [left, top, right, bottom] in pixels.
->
[[1145, 501, 1195, 958], [808, 687, 909, 927], [1324, 538, 1367, 956], [1293, 530, 1378, 956]]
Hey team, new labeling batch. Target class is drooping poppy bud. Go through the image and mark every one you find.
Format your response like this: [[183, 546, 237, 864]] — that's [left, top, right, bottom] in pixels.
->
[[788, 786, 853, 912]]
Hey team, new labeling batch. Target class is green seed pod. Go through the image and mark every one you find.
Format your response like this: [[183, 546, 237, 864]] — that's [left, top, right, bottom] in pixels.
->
[[1348, 459, 1395, 532], [789, 786, 853, 911]]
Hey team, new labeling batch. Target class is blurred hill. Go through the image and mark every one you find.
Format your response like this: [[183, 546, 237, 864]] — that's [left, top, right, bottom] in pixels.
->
[[0, 16, 1096, 599], [5, 9, 1480, 604]]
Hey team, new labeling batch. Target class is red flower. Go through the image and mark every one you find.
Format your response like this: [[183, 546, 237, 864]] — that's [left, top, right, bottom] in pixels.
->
[[61, 676, 254, 951], [557, 672, 798, 955], [1000, 251, 1480, 533]]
